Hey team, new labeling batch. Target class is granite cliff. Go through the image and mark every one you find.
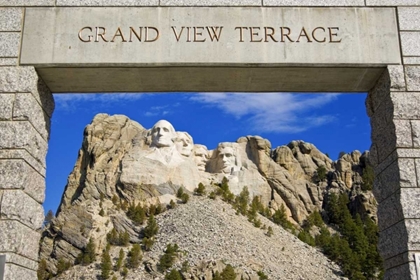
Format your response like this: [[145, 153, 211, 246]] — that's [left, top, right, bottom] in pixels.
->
[[39, 114, 377, 279]]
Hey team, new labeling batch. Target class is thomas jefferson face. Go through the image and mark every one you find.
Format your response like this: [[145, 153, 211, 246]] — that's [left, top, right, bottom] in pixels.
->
[[194, 145, 208, 171], [175, 132, 193, 157], [218, 146, 236, 174], [151, 120, 176, 148]]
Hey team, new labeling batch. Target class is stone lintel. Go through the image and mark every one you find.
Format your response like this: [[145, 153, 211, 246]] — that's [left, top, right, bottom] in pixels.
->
[[40, 66, 385, 93]]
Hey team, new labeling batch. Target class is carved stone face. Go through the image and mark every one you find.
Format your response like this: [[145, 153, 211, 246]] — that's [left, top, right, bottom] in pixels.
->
[[194, 145, 208, 171], [175, 132, 193, 157], [151, 120, 176, 148], [218, 146, 236, 174]]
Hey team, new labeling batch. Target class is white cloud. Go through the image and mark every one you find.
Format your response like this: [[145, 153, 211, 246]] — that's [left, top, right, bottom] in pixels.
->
[[190, 93, 339, 133], [54, 93, 144, 112]]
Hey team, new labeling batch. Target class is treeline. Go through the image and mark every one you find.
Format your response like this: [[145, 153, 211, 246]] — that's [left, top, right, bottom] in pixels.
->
[[298, 192, 383, 279]]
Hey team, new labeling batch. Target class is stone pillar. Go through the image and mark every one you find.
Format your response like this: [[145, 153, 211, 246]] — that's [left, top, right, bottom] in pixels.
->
[[0, 5, 54, 278], [367, 66, 420, 279], [0, 67, 54, 279]]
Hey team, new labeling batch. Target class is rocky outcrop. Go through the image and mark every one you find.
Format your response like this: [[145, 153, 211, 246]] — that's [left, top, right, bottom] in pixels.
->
[[40, 114, 375, 278]]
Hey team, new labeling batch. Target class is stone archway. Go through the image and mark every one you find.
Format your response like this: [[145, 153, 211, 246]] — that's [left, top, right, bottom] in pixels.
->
[[0, 2, 419, 280]]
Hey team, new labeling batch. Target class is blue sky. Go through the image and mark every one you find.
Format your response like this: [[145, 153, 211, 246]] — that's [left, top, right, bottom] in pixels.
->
[[45, 92, 370, 214]]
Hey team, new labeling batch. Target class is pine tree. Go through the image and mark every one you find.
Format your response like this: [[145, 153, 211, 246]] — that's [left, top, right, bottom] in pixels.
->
[[220, 264, 236, 280], [361, 164, 374, 191], [127, 244, 142, 269], [101, 246, 112, 279], [158, 244, 179, 272], [143, 237, 155, 251], [234, 187, 249, 216], [144, 214, 159, 238], [115, 248, 125, 271], [44, 210, 54, 227], [165, 269, 183, 280], [195, 182, 206, 196]]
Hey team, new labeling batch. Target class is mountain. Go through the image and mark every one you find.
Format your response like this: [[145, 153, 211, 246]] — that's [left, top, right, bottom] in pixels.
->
[[38, 113, 377, 279]]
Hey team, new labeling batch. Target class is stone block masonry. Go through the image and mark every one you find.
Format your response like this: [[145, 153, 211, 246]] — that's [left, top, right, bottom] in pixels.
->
[[1, 1, 420, 280]]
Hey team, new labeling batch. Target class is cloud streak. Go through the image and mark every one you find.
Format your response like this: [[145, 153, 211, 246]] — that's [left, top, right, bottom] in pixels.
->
[[191, 93, 339, 133], [54, 93, 144, 112]]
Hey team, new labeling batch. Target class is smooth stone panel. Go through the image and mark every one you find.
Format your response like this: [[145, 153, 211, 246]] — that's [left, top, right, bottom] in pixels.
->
[[263, 0, 364, 6], [0, 33, 20, 57], [398, 7, 420, 31], [21, 7, 401, 66], [57, 0, 158, 6], [0, 0, 54, 5], [0, 8, 23, 32], [38, 66, 385, 93], [161, 0, 261, 5]]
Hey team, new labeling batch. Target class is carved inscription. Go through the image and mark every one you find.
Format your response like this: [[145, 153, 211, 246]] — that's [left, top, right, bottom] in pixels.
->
[[78, 26, 342, 44]]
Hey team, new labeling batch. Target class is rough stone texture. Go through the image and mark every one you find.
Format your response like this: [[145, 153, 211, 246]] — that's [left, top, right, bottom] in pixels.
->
[[416, 159, 420, 187], [404, 57, 420, 65], [0, 58, 17, 66], [401, 32, 420, 56], [263, 0, 364, 5], [406, 67, 420, 92], [161, 0, 260, 5], [13, 93, 51, 141], [52, 196, 344, 280], [398, 148, 420, 158], [0, 0, 54, 5], [412, 121, 420, 147], [0, 94, 14, 120], [395, 120, 413, 147], [374, 160, 400, 203], [377, 191, 404, 231], [387, 65, 406, 92], [0, 159, 46, 204], [378, 220, 408, 261], [367, 0, 420, 5], [0, 190, 44, 230], [0, 220, 40, 260], [401, 189, 420, 219], [0, 121, 48, 166], [384, 262, 417, 280], [57, 0, 158, 5], [0, 67, 54, 118], [398, 7, 420, 30], [3, 263, 37, 280], [391, 92, 420, 119], [0, 33, 20, 57], [0, 149, 46, 177], [405, 219, 420, 251], [0, 8, 23, 32], [378, 188, 420, 231]]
